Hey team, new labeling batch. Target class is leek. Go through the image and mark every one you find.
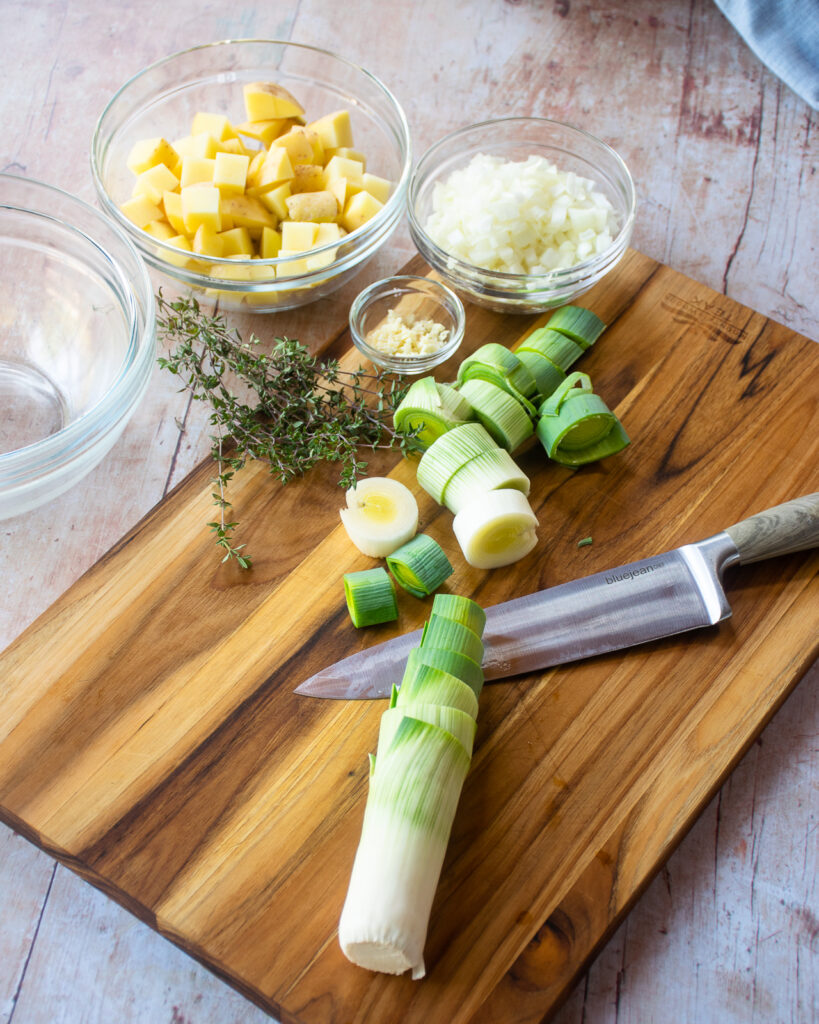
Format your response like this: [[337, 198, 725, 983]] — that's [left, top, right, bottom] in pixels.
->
[[386, 533, 454, 598], [546, 305, 606, 348], [536, 373, 630, 466], [343, 568, 398, 627], [457, 378, 535, 452], [393, 377, 474, 449]]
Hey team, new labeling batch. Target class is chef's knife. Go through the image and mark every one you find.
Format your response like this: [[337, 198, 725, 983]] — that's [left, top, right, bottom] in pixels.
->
[[295, 493, 819, 699]]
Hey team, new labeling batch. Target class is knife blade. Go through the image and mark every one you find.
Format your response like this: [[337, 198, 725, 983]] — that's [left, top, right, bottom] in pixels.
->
[[295, 493, 818, 699]]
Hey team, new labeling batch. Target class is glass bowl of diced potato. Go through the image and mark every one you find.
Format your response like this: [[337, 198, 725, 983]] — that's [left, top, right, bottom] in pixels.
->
[[91, 40, 411, 313]]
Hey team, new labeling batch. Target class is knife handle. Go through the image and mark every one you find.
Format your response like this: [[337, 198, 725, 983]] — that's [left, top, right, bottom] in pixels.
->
[[724, 493, 819, 564]]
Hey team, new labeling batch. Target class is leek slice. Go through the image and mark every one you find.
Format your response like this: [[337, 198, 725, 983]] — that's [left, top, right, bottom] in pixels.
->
[[338, 716, 471, 979], [339, 477, 419, 557], [452, 489, 539, 569], [442, 447, 530, 515], [456, 343, 538, 415], [387, 533, 454, 598], [416, 422, 496, 503], [404, 646, 484, 699], [515, 348, 566, 401], [393, 377, 474, 450], [517, 327, 584, 372], [397, 662, 480, 719], [536, 373, 630, 465], [377, 703, 477, 760], [343, 568, 398, 628], [431, 593, 487, 636], [457, 379, 534, 452], [420, 613, 484, 664], [546, 305, 606, 348]]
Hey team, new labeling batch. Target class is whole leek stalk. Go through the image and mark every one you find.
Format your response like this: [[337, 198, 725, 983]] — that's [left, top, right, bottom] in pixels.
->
[[338, 594, 485, 978]]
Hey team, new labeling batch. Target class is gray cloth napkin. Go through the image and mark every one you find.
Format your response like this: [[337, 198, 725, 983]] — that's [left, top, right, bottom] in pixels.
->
[[715, 0, 819, 109]]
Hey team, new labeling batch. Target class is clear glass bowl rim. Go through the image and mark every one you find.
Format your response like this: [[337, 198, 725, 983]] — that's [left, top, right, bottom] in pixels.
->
[[0, 174, 155, 479], [407, 115, 637, 287], [90, 38, 412, 286]]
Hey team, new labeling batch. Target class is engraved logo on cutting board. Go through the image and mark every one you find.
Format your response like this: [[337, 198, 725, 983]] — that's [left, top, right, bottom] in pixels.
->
[[662, 293, 749, 345]]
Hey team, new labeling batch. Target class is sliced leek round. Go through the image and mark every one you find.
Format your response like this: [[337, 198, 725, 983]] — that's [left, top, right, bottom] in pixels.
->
[[442, 447, 530, 515], [420, 613, 484, 665], [387, 533, 453, 598], [397, 662, 480, 719], [431, 593, 487, 637], [343, 568, 398, 628], [546, 305, 606, 348], [452, 489, 539, 569], [393, 377, 474, 450], [515, 349, 566, 401], [403, 646, 484, 699], [456, 343, 538, 414], [457, 378, 534, 452], [416, 422, 496, 503], [339, 476, 419, 557], [377, 703, 478, 760], [537, 373, 630, 465], [517, 327, 584, 372]]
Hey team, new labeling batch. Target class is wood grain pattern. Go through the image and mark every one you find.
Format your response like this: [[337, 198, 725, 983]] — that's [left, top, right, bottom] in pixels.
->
[[0, 250, 816, 1024]]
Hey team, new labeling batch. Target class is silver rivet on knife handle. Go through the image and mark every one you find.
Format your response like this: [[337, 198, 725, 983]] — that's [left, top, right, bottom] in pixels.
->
[[725, 493, 819, 565]]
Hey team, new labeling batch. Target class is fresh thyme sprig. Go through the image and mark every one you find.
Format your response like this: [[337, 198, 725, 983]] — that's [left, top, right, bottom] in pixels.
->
[[156, 292, 414, 568]]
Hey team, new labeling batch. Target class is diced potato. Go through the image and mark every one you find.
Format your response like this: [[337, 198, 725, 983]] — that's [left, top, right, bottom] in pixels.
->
[[248, 147, 294, 194], [218, 138, 251, 156], [235, 118, 296, 146], [213, 152, 250, 196], [307, 110, 354, 150], [340, 190, 384, 232], [316, 222, 343, 242], [325, 147, 367, 170], [191, 112, 237, 142], [173, 133, 220, 159], [218, 226, 254, 256], [362, 172, 392, 204], [260, 226, 282, 258], [219, 195, 276, 235], [143, 219, 176, 240], [243, 82, 305, 122], [324, 154, 365, 186], [164, 234, 194, 267], [132, 163, 179, 204], [180, 156, 216, 188], [181, 184, 222, 233], [126, 137, 179, 175], [162, 191, 187, 235], [327, 176, 362, 211], [120, 195, 165, 229], [280, 221, 319, 251], [290, 164, 326, 194], [258, 183, 292, 221], [285, 191, 337, 223], [297, 127, 324, 164], [271, 128, 315, 167], [275, 249, 312, 277], [193, 223, 225, 258]]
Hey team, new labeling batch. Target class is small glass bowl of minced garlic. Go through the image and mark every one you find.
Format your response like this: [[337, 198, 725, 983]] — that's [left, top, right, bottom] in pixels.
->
[[349, 274, 465, 374]]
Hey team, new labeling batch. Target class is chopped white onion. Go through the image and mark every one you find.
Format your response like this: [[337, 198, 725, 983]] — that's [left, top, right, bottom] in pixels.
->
[[423, 153, 620, 275]]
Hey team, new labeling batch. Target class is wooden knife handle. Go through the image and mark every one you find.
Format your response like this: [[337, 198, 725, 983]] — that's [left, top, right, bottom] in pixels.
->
[[725, 493, 819, 564]]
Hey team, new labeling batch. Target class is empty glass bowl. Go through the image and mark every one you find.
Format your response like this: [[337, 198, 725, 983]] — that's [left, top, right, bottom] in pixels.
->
[[0, 175, 155, 519], [408, 117, 636, 314], [91, 39, 411, 313], [349, 275, 465, 374]]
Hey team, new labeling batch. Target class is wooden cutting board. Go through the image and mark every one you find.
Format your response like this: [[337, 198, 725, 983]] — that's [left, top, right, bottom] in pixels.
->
[[0, 249, 816, 1024]]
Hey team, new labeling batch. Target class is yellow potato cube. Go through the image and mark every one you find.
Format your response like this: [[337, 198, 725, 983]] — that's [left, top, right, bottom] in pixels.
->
[[132, 163, 179, 204], [180, 156, 216, 188], [126, 137, 179, 175], [217, 138, 252, 156], [316, 222, 343, 242], [362, 172, 392, 204], [327, 176, 362, 211], [340, 190, 384, 232], [143, 219, 176, 240], [290, 164, 326, 194], [235, 118, 296, 147], [325, 147, 367, 170], [285, 191, 337, 223], [243, 82, 305, 122], [298, 127, 324, 164], [324, 154, 365, 186], [193, 223, 225, 257], [248, 146, 294, 194], [258, 183, 291, 220], [191, 112, 237, 142], [163, 234, 194, 268], [275, 249, 312, 277], [280, 221, 319, 251], [213, 152, 250, 196], [260, 226, 282, 258], [271, 128, 315, 167], [162, 191, 187, 235], [119, 195, 164, 229], [173, 133, 220, 160], [219, 195, 275, 236], [307, 110, 354, 150], [218, 226, 254, 256], [181, 184, 222, 234]]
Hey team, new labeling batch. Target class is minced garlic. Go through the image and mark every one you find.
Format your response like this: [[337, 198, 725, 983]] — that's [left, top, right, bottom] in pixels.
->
[[366, 308, 449, 358]]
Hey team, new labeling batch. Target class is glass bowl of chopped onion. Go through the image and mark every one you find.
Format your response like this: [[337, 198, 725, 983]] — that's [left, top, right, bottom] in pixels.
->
[[349, 274, 465, 374], [407, 117, 636, 314]]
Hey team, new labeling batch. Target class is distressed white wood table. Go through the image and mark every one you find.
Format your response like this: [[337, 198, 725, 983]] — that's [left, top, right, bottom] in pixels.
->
[[1, 1, 816, 1022]]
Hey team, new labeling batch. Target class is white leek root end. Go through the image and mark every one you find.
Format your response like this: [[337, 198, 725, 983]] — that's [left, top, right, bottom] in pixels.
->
[[339, 476, 419, 557], [453, 489, 539, 569]]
